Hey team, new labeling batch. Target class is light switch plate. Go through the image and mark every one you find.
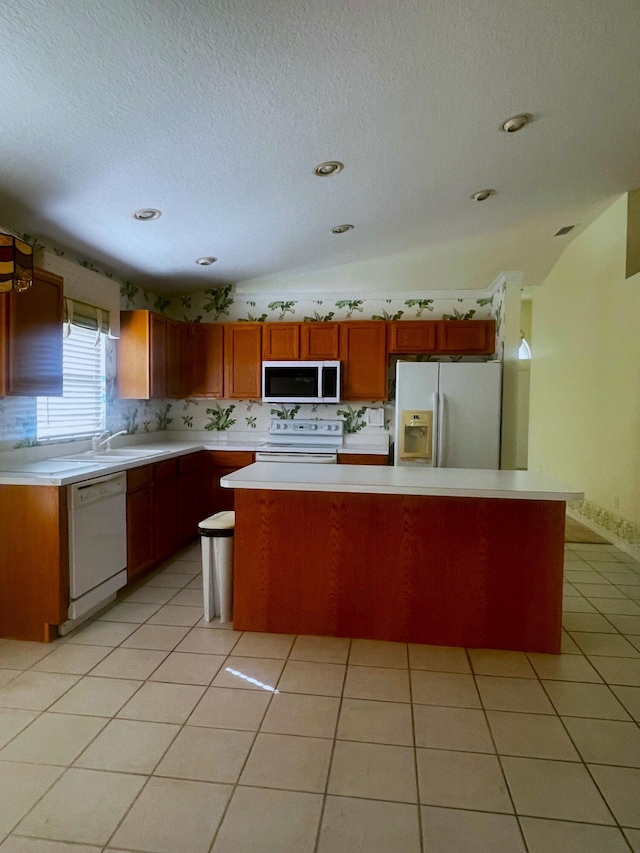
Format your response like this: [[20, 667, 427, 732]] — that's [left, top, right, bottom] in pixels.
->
[[366, 408, 385, 426]]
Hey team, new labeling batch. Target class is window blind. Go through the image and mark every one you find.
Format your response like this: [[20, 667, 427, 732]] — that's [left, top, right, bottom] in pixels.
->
[[63, 298, 110, 334], [36, 325, 106, 441]]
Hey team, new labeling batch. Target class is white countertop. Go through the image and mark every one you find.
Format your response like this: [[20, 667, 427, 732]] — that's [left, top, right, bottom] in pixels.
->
[[0, 432, 389, 486], [221, 462, 583, 501]]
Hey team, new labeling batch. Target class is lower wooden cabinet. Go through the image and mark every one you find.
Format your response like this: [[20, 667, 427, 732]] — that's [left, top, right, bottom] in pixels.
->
[[177, 452, 204, 546], [0, 484, 68, 642], [202, 450, 255, 516], [153, 459, 178, 562], [126, 452, 205, 582], [126, 465, 155, 582], [337, 453, 388, 465]]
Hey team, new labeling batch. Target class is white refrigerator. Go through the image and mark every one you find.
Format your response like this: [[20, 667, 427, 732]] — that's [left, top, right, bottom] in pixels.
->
[[394, 361, 502, 468]]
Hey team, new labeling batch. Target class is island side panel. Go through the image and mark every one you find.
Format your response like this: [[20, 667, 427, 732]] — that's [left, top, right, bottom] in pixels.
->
[[232, 489, 564, 653]]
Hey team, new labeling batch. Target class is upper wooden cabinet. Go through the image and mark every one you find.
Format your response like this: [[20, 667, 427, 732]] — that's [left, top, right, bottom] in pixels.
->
[[262, 322, 341, 361], [339, 322, 388, 401], [387, 319, 495, 355], [118, 310, 168, 399], [0, 267, 63, 397], [118, 314, 496, 401], [388, 321, 437, 354], [224, 323, 262, 398], [301, 322, 340, 359], [437, 319, 495, 354], [191, 322, 224, 398], [165, 318, 183, 399], [262, 323, 300, 360]]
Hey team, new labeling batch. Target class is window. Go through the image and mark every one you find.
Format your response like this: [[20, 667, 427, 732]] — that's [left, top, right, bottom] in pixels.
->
[[518, 337, 531, 359], [37, 324, 106, 441]]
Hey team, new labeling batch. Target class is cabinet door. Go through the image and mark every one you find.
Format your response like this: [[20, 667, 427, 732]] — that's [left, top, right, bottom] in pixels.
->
[[126, 465, 155, 582], [166, 319, 184, 399], [126, 486, 155, 582], [437, 320, 495, 354], [262, 323, 300, 359], [0, 267, 63, 396], [153, 460, 178, 562], [177, 458, 203, 547], [150, 313, 167, 398], [191, 323, 224, 397], [388, 321, 437, 354], [300, 323, 340, 359], [339, 322, 388, 401], [0, 483, 68, 641], [117, 311, 151, 399], [202, 451, 255, 517], [224, 324, 262, 398]]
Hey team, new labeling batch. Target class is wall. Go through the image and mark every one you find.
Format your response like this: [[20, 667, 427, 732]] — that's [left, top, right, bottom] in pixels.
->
[[0, 242, 506, 449], [528, 193, 640, 547]]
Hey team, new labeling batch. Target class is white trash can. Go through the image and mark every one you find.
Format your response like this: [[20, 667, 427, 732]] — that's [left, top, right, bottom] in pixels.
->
[[198, 510, 235, 623]]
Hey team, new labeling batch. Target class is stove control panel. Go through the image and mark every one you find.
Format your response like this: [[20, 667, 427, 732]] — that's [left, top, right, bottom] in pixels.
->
[[268, 419, 344, 437]]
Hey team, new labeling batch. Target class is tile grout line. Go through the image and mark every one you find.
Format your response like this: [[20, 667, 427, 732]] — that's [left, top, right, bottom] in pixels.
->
[[103, 594, 248, 853], [407, 645, 426, 853], [467, 647, 531, 853], [537, 677, 635, 850], [205, 631, 295, 853], [311, 636, 351, 853]]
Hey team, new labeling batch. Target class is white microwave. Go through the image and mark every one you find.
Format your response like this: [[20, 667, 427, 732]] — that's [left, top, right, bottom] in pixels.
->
[[262, 361, 341, 403]]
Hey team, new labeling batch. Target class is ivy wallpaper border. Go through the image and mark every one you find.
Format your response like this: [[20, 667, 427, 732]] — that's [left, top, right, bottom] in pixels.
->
[[568, 499, 640, 554]]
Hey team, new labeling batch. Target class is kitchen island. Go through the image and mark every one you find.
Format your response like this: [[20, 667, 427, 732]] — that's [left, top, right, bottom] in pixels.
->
[[221, 463, 583, 653]]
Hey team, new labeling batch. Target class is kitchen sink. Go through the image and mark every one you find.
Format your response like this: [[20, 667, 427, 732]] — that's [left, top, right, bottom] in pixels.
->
[[0, 460, 102, 475], [55, 448, 169, 463]]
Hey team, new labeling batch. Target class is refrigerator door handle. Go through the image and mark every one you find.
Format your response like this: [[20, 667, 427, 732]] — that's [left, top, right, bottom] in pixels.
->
[[437, 392, 446, 468], [431, 391, 439, 467]]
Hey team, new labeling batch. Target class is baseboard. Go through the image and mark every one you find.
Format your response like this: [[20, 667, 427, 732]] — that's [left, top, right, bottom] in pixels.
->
[[566, 508, 640, 562]]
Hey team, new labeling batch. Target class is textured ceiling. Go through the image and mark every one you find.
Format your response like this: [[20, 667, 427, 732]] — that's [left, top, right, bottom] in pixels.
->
[[1, 0, 639, 294]]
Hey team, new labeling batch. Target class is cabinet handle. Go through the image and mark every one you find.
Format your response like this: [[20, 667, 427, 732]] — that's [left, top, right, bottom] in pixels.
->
[[432, 392, 439, 467], [437, 392, 446, 468]]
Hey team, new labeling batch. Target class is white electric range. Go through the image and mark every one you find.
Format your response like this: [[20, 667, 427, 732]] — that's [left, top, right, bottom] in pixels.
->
[[255, 419, 344, 464]]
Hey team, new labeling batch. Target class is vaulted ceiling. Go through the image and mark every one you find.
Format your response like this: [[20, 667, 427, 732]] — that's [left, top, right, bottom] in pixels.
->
[[1, 0, 639, 294]]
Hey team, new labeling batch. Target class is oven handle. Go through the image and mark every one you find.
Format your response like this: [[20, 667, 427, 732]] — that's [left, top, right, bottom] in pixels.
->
[[255, 452, 337, 464]]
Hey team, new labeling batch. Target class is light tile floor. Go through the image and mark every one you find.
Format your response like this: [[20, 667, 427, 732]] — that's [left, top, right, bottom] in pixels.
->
[[0, 541, 639, 851]]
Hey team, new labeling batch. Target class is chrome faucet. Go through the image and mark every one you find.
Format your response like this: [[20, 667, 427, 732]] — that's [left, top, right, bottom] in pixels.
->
[[92, 429, 127, 451], [91, 430, 111, 451]]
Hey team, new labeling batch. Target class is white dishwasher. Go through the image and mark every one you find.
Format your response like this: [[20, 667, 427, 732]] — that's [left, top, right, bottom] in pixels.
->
[[61, 471, 128, 633]]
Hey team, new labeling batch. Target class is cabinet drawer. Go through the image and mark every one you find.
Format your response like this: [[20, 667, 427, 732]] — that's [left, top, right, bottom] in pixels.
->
[[207, 450, 255, 468], [154, 458, 178, 482], [337, 453, 388, 466], [127, 464, 154, 493]]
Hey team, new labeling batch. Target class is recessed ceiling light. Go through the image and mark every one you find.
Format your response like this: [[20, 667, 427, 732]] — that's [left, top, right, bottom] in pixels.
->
[[331, 224, 354, 234], [195, 257, 217, 265], [501, 114, 532, 133], [314, 161, 344, 177], [554, 225, 575, 236], [471, 189, 495, 201], [132, 208, 162, 221]]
